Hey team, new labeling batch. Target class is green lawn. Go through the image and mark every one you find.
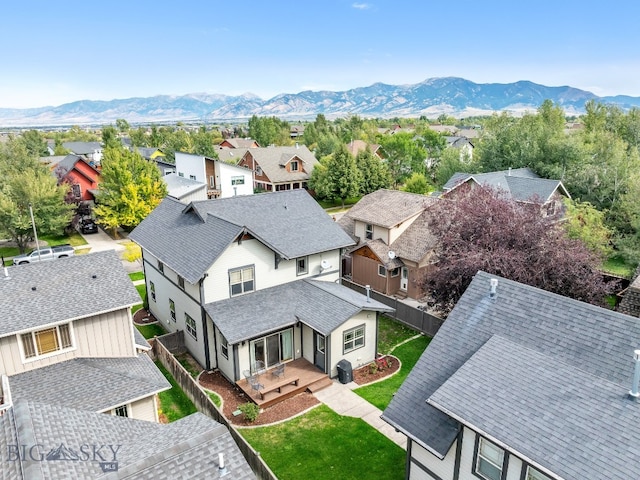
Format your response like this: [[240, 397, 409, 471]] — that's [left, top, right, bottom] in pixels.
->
[[132, 304, 143, 314], [175, 353, 203, 378], [128, 271, 145, 281], [135, 284, 146, 299], [0, 246, 20, 260], [377, 315, 420, 354], [135, 323, 166, 339], [602, 256, 636, 278], [154, 361, 197, 422], [355, 335, 430, 410], [240, 405, 405, 480], [40, 232, 87, 247], [207, 390, 222, 407], [317, 197, 361, 209]]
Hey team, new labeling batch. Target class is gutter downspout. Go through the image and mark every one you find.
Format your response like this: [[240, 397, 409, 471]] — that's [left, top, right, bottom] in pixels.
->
[[199, 274, 211, 370]]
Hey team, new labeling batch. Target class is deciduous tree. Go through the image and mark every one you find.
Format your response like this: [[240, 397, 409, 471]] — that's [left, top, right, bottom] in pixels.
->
[[309, 145, 361, 207], [356, 148, 391, 195]]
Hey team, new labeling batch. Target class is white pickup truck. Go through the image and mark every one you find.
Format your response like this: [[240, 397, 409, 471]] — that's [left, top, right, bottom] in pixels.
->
[[12, 245, 75, 265]]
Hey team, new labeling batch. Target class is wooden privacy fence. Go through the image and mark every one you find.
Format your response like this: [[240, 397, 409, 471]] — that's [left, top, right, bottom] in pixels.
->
[[341, 279, 444, 337], [152, 331, 278, 480]]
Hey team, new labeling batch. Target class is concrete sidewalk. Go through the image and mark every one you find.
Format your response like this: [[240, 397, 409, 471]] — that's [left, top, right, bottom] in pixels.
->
[[313, 380, 407, 449], [78, 228, 142, 273]]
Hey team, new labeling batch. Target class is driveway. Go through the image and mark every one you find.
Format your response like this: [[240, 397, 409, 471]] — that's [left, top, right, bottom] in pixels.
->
[[79, 227, 142, 273]]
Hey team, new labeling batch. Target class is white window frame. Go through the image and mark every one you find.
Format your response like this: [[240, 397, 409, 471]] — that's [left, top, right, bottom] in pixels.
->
[[189, 174, 196, 180], [178, 276, 185, 290], [297, 256, 308, 276], [256, 166, 263, 176], [229, 266, 255, 296], [343, 324, 365, 354], [158, 261, 164, 274], [475, 437, 504, 480], [231, 176, 245, 185], [150, 281, 156, 302], [365, 223, 373, 240], [220, 334, 229, 359], [290, 160, 299, 172], [71, 184, 81, 198], [526, 466, 552, 480], [378, 264, 386, 277], [185, 313, 197, 339], [169, 299, 176, 321], [18, 323, 75, 363]]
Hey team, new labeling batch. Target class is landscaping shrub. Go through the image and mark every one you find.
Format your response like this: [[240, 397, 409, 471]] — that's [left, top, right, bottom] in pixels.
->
[[239, 402, 260, 422]]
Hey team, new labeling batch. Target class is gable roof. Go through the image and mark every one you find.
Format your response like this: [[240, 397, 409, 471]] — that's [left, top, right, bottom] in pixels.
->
[[382, 270, 640, 476], [129, 190, 355, 284], [0, 400, 255, 479], [0, 250, 141, 337], [221, 138, 259, 149], [389, 210, 438, 263], [205, 279, 393, 344], [338, 189, 435, 231], [53, 154, 99, 182], [9, 355, 169, 413], [351, 239, 404, 270], [216, 147, 248, 163], [345, 140, 381, 157], [62, 141, 102, 155], [244, 145, 318, 183], [442, 168, 570, 203]]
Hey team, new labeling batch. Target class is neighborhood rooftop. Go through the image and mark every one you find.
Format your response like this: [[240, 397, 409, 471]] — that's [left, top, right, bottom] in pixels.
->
[[244, 145, 318, 184], [130, 190, 355, 284], [0, 250, 141, 336], [205, 279, 393, 344], [382, 270, 640, 479]]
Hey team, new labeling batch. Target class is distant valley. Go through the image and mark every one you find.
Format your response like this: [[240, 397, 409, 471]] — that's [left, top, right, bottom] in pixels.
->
[[2, 77, 640, 127]]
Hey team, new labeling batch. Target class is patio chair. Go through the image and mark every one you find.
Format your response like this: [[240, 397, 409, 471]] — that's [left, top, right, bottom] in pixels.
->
[[271, 362, 285, 379], [247, 375, 264, 398], [253, 360, 266, 377]]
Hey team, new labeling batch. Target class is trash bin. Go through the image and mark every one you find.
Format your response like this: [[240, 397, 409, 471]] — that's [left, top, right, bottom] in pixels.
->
[[336, 359, 353, 384]]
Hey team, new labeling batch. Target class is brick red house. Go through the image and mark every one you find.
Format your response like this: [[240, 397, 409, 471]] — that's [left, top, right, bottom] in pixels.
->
[[52, 154, 101, 202]]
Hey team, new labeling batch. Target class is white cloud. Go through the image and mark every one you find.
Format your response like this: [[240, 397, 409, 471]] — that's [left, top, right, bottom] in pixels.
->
[[352, 3, 371, 10]]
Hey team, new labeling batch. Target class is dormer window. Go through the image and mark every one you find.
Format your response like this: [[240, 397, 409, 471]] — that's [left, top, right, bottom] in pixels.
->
[[290, 160, 299, 172], [365, 224, 373, 240]]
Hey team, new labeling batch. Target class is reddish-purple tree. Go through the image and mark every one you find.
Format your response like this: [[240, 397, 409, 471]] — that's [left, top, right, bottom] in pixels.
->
[[425, 184, 613, 313]]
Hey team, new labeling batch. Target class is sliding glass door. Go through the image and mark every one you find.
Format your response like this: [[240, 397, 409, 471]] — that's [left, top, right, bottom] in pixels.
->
[[250, 328, 293, 370]]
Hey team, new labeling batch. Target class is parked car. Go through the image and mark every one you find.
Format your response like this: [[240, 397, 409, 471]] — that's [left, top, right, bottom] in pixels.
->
[[78, 216, 98, 234], [13, 245, 75, 265]]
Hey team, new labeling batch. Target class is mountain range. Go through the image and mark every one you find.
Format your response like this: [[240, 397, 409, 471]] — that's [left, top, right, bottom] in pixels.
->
[[2, 77, 640, 127]]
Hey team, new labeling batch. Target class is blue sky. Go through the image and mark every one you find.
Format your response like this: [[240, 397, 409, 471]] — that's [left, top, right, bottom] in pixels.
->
[[2, 1, 640, 108]]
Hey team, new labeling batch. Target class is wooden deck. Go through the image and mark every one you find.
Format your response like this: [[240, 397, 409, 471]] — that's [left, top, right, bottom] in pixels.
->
[[237, 358, 329, 408]]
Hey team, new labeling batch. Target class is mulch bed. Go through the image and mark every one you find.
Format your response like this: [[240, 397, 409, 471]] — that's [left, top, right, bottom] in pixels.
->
[[133, 308, 159, 325]]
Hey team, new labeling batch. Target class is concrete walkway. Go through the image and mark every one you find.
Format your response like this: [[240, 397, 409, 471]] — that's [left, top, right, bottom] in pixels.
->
[[313, 379, 407, 449], [78, 228, 142, 273]]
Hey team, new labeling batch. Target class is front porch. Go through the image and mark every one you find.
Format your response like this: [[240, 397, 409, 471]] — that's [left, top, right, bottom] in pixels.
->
[[236, 358, 331, 409]]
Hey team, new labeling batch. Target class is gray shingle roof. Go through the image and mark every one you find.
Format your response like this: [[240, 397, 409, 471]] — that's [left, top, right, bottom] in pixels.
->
[[428, 335, 640, 480], [0, 251, 141, 337], [129, 197, 244, 284], [130, 190, 354, 284], [1, 401, 255, 479], [133, 328, 151, 350], [245, 145, 318, 183], [205, 279, 393, 343], [62, 141, 102, 155], [339, 189, 435, 230], [9, 355, 170, 412], [442, 168, 570, 203], [355, 239, 404, 269], [382, 270, 640, 464]]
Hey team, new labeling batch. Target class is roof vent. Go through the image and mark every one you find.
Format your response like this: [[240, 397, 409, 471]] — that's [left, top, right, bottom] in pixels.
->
[[3, 267, 8, 280], [31, 286, 36, 291], [629, 350, 640, 399], [92, 274, 97, 279], [489, 278, 498, 298], [365, 285, 371, 303], [218, 453, 228, 476]]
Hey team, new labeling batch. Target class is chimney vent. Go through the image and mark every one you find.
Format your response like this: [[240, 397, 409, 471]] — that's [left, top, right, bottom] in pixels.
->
[[365, 285, 371, 303], [3, 267, 8, 280], [218, 452, 228, 476], [629, 350, 640, 399], [31, 286, 36, 291], [489, 278, 498, 298]]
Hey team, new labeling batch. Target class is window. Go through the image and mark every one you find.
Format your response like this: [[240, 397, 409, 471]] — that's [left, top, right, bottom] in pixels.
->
[[229, 266, 254, 296], [158, 261, 164, 274], [209, 175, 215, 187], [150, 281, 156, 302], [256, 166, 263, 176], [297, 257, 308, 276], [290, 160, 299, 172], [189, 174, 196, 180], [114, 404, 128, 417], [185, 313, 197, 339], [475, 438, 504, 480], [178, 276, 185, 289], [178, 172, 184, 177], [169, 299, 176, 321], [231, 176, 245, 185], [391, 268, 400, 277], [220, 334, 229, 359], [71, 184, 81, 198], [365, 223, 373, 240], [527, 467, 552, 480], [21, 324, 73, 360], [378, 264, 386, 277], [250, 329, 293, 369], [343, 325, 365, 354], [546, 201, 556, 216]]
